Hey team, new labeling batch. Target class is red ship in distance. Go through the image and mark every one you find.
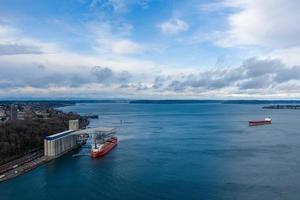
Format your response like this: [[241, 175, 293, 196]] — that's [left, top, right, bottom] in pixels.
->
[[249, 117, 272, 126]]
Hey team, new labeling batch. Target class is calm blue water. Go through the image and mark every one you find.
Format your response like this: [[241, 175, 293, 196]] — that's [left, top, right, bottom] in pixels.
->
[[1, 103, 300, 200]]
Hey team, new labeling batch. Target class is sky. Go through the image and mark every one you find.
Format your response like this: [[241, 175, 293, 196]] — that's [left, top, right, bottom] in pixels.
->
[[0, 0, 300, 99]]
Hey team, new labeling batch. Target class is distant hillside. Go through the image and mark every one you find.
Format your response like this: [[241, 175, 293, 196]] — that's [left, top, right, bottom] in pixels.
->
[[129, 100, 219, 104], [129, 100, 300, 104], [263, 105, 300, 109]]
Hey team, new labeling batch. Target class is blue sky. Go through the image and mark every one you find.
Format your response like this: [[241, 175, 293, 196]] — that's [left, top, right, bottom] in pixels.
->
[[0, 0, 300, 99]]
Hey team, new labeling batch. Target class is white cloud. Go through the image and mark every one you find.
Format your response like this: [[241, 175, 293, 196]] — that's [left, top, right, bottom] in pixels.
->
[[90, 22, 143, 55], [147, 57, 300, 98], [2, 48, 300, 99], [111, 39, 143, 54], [0, 25, 16, 42], [89, 0, 150, 13], [199, 1, 225, 12], [215, 0, 300, 48], [200, 0, 300, 74], [269, 47, 300, 66], [2, 2, 300, 99], [0, 23, 59, 54], [90, 0, 126, 12], [0, 22, 155, 87], [159, 18, 189, 35], [107, 0, 126, 12]]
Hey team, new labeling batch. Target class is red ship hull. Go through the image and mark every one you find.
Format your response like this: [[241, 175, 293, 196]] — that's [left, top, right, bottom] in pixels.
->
[[91, 137, 118, 158], [249, 120, 272, 126]]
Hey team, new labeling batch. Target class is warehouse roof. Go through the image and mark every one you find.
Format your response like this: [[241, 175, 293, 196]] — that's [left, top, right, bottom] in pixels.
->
[[46, 130, 74, 140]]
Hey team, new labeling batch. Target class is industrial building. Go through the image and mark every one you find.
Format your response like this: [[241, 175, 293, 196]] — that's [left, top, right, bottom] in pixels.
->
[[10, 105, 18, 121], [69, 119, 79, 130], [44, 130, 79, 157], [44, 120, 80, 157]]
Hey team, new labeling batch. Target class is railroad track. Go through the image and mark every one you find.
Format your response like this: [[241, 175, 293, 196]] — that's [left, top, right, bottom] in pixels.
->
[[0, 150, 44, 174]]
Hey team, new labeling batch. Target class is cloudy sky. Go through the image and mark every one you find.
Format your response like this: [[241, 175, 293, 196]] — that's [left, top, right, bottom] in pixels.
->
[[0, 0, 300, 99]]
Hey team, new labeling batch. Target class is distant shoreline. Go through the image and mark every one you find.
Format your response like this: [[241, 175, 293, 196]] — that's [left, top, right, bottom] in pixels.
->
[[263, 105, 300, 110], [2, 99, 300, 105], [129, 100, 300, 104]]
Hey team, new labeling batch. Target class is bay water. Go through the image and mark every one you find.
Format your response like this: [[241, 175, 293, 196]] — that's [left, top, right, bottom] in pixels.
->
[[1, 103, 300, 200]]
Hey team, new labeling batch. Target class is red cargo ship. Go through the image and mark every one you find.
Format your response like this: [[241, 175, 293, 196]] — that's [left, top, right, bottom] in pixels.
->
[[91, 136, 118, 158], [249, 118, 272, 126]]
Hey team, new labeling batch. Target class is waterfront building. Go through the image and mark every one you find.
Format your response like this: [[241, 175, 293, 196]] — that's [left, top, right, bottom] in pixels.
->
[[34, 111, 50, 119], [44, 120, 80, 157], [17, 111, 26, 120], [69, 120, 79, 130], [9, 105, 18, 121], [0, 109, 7, 122], [44, 130, 78, 157]]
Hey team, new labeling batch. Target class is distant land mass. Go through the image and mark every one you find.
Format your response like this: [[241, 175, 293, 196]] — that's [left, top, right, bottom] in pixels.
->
[[129, 100, 219, 104], [0, 100, 128, 105], [1, 99, 300, 105], [263, 105, 300, 109], [129, 100, 300, 104]]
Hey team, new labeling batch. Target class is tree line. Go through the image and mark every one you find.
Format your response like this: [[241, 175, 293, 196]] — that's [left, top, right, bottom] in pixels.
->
[[0, 111, 89, 163]]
